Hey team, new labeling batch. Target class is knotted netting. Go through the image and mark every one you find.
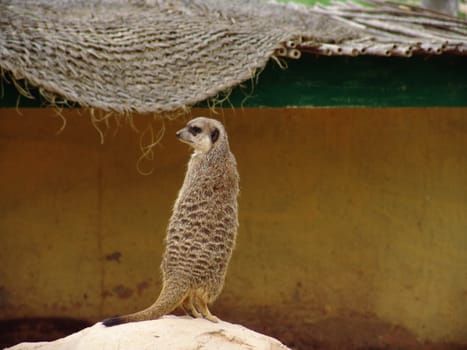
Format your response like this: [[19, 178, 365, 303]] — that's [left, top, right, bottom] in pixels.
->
[[0, 0, 359, 113]]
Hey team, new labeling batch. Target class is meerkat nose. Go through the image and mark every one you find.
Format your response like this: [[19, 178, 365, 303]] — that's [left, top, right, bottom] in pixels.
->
[[176, 130, 182, 138]]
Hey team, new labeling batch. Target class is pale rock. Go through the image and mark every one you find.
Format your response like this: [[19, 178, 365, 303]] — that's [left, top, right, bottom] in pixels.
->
[[7, 316, 291, 350]]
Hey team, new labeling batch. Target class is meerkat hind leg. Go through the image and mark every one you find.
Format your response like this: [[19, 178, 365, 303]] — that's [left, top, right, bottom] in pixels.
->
[[195, 292, 219, 323], [180, 301, 192, 317], [183, 291, 202, 318]]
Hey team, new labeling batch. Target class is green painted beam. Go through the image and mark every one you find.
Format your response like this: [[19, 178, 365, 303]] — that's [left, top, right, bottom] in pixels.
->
[[1, 56, 466, 109], [224, 55, 467, 108]]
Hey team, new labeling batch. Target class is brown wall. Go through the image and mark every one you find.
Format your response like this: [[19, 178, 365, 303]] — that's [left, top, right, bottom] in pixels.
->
[[1, 108, 466, 346]]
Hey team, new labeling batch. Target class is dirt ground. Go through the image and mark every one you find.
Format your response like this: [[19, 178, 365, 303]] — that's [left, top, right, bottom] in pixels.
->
[[0, 318, 90, 349]]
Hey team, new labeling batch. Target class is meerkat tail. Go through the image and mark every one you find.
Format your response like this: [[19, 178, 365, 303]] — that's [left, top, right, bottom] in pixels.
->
[[102, 280, 188, 327]]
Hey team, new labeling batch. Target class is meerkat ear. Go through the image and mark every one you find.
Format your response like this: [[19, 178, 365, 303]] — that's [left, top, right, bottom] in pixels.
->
[[211, 128, 220, 143]]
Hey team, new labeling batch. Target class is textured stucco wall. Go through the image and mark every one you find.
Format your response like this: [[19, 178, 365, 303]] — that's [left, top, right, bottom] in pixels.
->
[[1, 108, 466, 345]]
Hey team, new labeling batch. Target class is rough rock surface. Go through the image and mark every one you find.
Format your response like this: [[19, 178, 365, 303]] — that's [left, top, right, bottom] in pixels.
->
[[6, 316, 291, 350]]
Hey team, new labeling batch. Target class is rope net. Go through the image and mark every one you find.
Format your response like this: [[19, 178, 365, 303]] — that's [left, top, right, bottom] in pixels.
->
[[2, 0, 465, 113], [0, 0, 358, 113]]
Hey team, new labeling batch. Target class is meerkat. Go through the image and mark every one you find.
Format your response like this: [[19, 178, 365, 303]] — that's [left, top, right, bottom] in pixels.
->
[[103, 117, 239, 326]]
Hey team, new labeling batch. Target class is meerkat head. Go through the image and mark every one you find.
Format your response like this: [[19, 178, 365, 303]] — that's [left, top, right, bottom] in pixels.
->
[[176, 117, 225, 154]]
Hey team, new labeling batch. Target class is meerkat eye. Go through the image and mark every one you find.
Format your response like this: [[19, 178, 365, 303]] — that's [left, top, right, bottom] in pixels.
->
[[189, 126, 202, 136]]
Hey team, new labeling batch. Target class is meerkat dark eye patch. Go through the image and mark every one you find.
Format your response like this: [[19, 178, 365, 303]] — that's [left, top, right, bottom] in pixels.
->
[[211, 128, 219, 143], [189, 126, 202, 135]]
